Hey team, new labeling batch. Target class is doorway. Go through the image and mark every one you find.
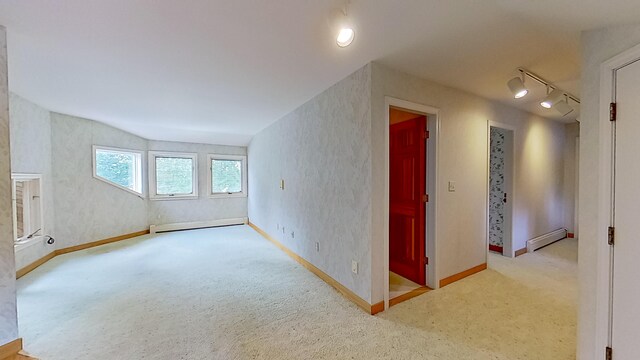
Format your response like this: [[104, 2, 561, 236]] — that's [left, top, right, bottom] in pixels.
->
[[388, 106, 429, 306], [610, 55, 640, 358], [488, 124, 514, 257], [383, 97, 438, 311]]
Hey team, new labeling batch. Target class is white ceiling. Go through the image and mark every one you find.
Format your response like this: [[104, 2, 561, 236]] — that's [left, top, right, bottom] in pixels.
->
[[0, 1, 639, 145]]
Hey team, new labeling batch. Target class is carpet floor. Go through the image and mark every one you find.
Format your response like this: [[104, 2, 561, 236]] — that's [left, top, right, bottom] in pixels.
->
[[17, 225, 577, 359]]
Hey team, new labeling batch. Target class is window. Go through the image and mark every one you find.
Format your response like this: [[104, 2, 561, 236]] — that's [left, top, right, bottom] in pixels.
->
[[12, 174, 44, 245], [208, 154, 247, 198], [149, 151, 198, 200], [93, 146, 143, 196]]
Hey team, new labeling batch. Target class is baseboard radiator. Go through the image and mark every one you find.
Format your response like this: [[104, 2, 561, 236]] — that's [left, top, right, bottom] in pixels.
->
[[526, 228, 567, 252], [150, 217, 248, 234]]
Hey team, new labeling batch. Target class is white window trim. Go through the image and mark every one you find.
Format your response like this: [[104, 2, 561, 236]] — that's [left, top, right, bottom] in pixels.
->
[[149, 151, 199, 200], [92, 145, 145, 198], [12, 173, 45, 249], [207, 154, 248, 199]]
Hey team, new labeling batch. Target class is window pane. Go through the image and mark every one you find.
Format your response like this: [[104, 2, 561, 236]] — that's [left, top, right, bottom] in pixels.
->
[[156, 157, 193, 195], [15, 181, 24, 239], [96, 150, 137, 191], [212, 159, 242, 193]]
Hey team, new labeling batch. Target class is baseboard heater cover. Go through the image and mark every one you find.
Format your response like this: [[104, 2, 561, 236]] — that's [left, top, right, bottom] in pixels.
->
[[150, 217, 248, 234], [526, 228, 567, 252]]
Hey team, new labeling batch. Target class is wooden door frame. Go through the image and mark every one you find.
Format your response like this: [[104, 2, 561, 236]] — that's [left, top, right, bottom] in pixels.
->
[[594, 42, 640, 357], [487, 121, 516, 258], [383, 97, 439, 311]]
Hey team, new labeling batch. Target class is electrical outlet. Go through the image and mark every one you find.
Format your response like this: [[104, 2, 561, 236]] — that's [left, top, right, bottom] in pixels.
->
[[282, 226, 285, 234], [291, 231, 294, 238], [280, 179, 285, 190], [315, 242, 320, 252], [351, 260, 358, 274]]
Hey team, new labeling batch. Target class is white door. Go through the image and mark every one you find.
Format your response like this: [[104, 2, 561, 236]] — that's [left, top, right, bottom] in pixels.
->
[[612, 58, 640, 358]]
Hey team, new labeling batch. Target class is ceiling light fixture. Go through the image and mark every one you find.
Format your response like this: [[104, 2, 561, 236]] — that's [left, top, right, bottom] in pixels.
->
[[337, 28, 355, 47], [540, 88, 564, 109], [508, 68, 580, 117], [336, 1, 355, 48], [553, 96, 575, 116], [507, 71, 528, 99]]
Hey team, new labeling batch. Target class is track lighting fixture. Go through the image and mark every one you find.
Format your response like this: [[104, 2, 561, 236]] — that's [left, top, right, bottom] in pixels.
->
[[507, 72, 528, 99], [540, 88, 564, 109], [553, 97, 574, 116], [507, 68, 580, 117]]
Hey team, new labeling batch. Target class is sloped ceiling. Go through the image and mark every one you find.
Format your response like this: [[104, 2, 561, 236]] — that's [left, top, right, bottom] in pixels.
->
[[0, 0, 639, 145]]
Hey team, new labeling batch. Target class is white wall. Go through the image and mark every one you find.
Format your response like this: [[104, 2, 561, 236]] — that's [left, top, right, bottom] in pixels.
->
[[578, 24, 640, 360], [9, 93, 56, 269], [248, 62, 572, 305], [51, 113, 149, 249], [563, 122, 579, 235], [0, 25, 19, 347], [147, 140, 247, 225], [6, 107, 249, 252], [248, 64, 373, 302], [370, 62, 567, 302]]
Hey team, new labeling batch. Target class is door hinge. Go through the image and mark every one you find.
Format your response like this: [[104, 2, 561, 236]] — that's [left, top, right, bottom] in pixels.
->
[[610, 102, 617, 121], [608, 226, 615, 246], [606, 346, 612, 360], [423, 131, 430, 139], [422, 194, 429, 203], [424, 256, 429, 265]]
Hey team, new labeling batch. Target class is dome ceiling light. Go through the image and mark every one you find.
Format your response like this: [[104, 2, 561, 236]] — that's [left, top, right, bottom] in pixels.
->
[[336, 1, 355, 48]]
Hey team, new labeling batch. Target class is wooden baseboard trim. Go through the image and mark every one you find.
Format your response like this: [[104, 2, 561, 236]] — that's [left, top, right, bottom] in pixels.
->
[[515, 247, 528, 257], [248, 222, 380, 315], [17, 229, 150, 279], [56, 229, 150, 255], [0, 338, 22, 360], [16, 252, 56, 279], [371, 301, 385, 315], [439, 263, 487, 288], [389, 286, 430, 307]]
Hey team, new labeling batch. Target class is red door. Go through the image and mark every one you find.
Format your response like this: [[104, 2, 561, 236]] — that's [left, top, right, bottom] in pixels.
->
[[389, 114, 426, 285]]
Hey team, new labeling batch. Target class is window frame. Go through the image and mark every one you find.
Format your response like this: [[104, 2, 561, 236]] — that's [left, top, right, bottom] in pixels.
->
[[149, 151, 199, 200], [92, 145, 144, 198], [207, 154, 247, 199], [12, 173, 45, 248]]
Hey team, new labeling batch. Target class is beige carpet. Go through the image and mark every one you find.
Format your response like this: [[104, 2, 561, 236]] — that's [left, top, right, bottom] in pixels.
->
[[17, 226, 577, 359]]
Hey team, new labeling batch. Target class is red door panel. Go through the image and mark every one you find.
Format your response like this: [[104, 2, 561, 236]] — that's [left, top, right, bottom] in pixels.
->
[[389, 115, 426, 285]]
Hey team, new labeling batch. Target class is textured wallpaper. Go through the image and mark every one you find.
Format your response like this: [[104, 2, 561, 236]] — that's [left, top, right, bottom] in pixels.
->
[[9, 93, 56, 269], [0, 26, 19, 346], [51, 113, 149, 249], [45, 113, 248, 249], [370, 62, 568, 302], [489, 127, 506, 248], [147, 140, 247, 225], [249, 64, 373, 303]]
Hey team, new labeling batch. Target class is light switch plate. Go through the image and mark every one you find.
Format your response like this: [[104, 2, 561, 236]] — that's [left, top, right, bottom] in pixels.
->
[[448, 181, 456, 192]]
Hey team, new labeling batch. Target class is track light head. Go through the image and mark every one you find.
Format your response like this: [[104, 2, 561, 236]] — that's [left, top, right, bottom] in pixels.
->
[[507, 75, 528, 99], [540, 88, 563, 109], [553, 99, 574, 116]]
